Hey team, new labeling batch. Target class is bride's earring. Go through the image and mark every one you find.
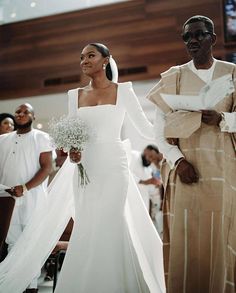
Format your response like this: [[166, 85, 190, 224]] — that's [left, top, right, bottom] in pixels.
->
[[103, 64, 106, 70]]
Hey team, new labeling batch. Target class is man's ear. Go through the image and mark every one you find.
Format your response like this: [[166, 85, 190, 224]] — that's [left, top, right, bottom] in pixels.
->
[[211, 33, 217, 46]]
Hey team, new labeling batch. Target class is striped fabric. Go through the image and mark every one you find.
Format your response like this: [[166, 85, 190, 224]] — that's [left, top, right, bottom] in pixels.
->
[[148, 60, 236, 293]]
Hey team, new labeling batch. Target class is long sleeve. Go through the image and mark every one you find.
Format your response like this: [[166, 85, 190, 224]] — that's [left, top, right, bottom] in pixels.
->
[[220, 112, 236, 132], [218, 64, 236, 133], [154, 107, 184, 169], [121, 82, 154, 140], [68, 89, 78, 118]]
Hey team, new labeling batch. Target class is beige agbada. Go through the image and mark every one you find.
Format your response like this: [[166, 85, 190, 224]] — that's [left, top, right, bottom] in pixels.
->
[[147, 60, 236, 293]]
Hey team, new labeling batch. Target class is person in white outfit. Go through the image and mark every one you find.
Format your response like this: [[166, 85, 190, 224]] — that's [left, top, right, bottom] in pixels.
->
[[142, 145, 164, 235], [0, 45, 165, 293], [0, 103, 53, 293], [130, 149, 153, 210]]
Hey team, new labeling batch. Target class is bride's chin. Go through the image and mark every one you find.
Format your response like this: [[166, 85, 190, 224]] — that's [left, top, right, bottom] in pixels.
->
[[83, 71, 93, 78]]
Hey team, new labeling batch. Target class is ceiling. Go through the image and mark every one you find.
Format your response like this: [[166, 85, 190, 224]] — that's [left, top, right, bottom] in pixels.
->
[[0, 0, 127, 25]]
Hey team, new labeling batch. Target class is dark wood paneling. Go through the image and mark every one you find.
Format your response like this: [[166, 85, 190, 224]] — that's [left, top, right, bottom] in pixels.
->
[[0, 0, 233, 99]]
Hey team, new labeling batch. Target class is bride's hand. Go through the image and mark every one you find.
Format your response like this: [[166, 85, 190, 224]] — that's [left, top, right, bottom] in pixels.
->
[[69, 148, 82, 163]]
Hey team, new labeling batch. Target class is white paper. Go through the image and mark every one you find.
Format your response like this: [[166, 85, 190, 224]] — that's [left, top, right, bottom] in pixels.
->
[[161, 74, 235, 111]]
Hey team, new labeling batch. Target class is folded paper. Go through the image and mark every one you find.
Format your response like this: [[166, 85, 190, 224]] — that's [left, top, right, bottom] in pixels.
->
[[161, 74, 235, 111]]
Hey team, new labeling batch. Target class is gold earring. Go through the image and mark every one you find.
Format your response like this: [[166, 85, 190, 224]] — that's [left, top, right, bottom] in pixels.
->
[[103, 64, 106, 70]]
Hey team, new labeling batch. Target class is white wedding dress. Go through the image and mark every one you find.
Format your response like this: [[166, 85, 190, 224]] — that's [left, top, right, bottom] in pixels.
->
[[0, 82, 165, 293]]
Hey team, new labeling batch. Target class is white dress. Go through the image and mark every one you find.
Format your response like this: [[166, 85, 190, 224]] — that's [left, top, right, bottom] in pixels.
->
[[0, 82, 165, 293], [55, 82, 165, 293]]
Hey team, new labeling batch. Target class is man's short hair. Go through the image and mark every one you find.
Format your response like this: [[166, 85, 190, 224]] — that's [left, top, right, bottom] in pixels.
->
[[145, 144, 160, 154], [183, 15, 215, 33]]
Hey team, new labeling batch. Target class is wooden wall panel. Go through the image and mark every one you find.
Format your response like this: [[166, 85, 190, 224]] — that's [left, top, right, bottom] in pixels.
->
[[0, 0, 234, 99]]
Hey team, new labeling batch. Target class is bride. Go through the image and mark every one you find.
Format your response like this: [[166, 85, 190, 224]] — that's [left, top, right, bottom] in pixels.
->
[[0, 43, 165, 293]]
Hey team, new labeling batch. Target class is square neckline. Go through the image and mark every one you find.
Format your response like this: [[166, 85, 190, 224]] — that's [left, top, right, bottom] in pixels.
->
[[77, 83, 120, 110]]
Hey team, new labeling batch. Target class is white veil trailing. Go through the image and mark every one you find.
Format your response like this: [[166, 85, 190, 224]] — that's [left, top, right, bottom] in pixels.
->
[[0, 56, 165, 293], [109, 55, 119, 83], [0, 159, 77, 292]]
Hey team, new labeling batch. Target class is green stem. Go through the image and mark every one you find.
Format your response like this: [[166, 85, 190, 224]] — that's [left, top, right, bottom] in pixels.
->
[[77, 163, 90, 187]]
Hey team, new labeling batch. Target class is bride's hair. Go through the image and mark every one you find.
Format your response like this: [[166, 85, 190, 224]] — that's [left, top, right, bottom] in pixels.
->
[[89, 43, 113, 81]]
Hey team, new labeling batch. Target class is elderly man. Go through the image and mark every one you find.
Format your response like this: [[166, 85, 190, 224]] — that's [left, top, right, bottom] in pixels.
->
[[0, 103, 53, 293], [148, 15, 236, 292]]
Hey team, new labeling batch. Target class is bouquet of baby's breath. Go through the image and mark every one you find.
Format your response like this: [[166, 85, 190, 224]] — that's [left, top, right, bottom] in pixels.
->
[[48, 115, 90, 186]]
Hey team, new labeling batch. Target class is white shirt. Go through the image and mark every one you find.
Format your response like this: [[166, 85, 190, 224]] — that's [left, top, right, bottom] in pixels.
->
[[188, 59, 216, 84], [0, 129, 53, 224]]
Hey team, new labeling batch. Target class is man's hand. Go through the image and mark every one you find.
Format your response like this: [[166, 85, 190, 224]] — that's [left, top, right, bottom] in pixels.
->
[[166, 138, 179, 146], [201, 110, 221, 126], [176, 159, 199, 184], [139, 177, 162, 187], [5, 185, 24, 197]]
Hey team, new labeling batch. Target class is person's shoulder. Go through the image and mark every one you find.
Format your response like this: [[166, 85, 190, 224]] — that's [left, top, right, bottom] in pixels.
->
[[215, 59, 236, 69], [0, 131, 15, 141], [68, 88, 78, 95], [118, 81, 132, 87], [32, 129, 52, 150], [117, 82, 133, 91], [162, 66, 180, 75], [0, 132, 16, 149], [68, 86, 87, 95], [32, 128, 46, 134], [32, 129, 50, 139], [68, 86, 91, 97], [161, 62, 189, 77]]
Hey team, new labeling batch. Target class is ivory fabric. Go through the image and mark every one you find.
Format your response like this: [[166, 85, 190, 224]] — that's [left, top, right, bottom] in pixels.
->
[[164, 111, 202, 139], [147, 60, 236, 293], [0, 82, 166, 293], [55, 82, 165, 293]]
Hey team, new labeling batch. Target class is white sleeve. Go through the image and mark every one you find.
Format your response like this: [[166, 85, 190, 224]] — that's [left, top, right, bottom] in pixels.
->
[[220, 112, 236, 132], [154, 107, 184, 169], [37, 131, 54, 154], [68, 89, 78, 118], [122, 82, 154, 140]]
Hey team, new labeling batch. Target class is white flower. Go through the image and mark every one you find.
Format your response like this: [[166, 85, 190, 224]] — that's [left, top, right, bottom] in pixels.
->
[[48, 116, 90, 153], [48, 115, 91, 186]]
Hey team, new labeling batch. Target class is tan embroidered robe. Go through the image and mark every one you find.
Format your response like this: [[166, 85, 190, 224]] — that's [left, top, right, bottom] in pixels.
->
[[148, 60, 236, 293]]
